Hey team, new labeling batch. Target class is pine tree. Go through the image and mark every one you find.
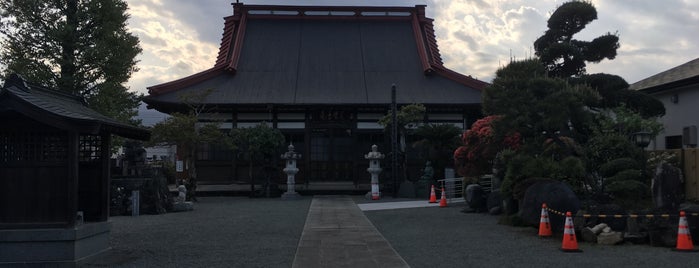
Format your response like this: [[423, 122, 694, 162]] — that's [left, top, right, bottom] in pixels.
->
[[533, 1, 619, 78], [0, 0, 142, 124], [533, 0, 663, 118]]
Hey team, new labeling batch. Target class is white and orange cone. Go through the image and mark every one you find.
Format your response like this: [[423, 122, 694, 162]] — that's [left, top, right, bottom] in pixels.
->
[[439, 187, 447, 208], [538, 203, 552, 237], [561, 211, 581, 252], [674, 211, 698, 252], [429, 185, 437, 203]]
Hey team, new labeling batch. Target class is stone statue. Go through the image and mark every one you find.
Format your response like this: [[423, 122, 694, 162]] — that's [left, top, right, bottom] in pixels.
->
[[415, 161, 434, 198], [171, 184, 193, 211], [652, 162, 683, 211], [421, 161, 434, 181], [177, 185, 187, 203]]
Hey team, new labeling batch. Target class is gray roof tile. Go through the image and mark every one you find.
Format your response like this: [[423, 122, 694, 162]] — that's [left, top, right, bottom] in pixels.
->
[[1, 74, 150, 140], [630, 58, 699, 91]]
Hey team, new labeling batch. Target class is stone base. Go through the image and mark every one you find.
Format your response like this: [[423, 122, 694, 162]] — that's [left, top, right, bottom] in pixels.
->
[[281, 192, 302, 200], [365, 191, 381, 200], [597, 231, 624, 245], [172, 201, 194, 212], [0, 222, 111, 267]]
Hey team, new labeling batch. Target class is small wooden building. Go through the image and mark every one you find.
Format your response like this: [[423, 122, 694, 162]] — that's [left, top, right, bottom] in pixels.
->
[[0, 74, 150, 265], [144, 4, 487, 190]]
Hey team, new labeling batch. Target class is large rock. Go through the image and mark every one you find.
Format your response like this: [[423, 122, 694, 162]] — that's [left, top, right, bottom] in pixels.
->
[[648, 227, 677, 247], [624, 232, 648, 244], [172, 201, 193, 212], [587, 204, 627, 231], [519, 181, 580, 232], [597, 231, 624, 245], [465, 184, 487, 212], [652, 163, 683, 211], [580, 228, 598, 243], [487, 189, 502, 215]]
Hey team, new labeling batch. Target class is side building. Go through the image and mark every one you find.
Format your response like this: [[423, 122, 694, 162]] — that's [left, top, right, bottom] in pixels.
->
[[143, 4, 487, 190], [630, 58, 699, 150]]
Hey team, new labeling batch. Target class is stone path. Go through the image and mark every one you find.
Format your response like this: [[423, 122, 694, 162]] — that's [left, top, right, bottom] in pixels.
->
[[292, 195, 410, 268], [357, 199, 464, 211]]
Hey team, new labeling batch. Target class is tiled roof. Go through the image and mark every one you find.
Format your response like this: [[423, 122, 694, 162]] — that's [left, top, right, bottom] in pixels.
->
[[1, 74, 150, 140], [145, 4, 487, 108], [629, 58, 699, 92]]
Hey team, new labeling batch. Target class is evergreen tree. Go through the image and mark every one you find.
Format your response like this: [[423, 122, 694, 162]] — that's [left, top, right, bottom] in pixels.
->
[[147, 90, 224, 200], [534, 0, 664, 118], [482, 59, 599, 155], [533, 1, 619, 78], [0, 0, 142, 124], [228, 123, 285, 196]]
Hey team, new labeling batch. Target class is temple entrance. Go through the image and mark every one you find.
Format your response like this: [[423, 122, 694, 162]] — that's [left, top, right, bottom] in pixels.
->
[[308, 128, 353, 182]]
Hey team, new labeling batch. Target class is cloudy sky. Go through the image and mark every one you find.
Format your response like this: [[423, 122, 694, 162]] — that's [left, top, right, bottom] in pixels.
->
[[126, 0, 699, 123]]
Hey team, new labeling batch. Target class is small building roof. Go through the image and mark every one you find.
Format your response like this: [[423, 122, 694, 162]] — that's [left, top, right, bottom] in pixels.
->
[[144, 4, 487, 111], [1, 74, 150, 140], [630, 57, 699, 93]]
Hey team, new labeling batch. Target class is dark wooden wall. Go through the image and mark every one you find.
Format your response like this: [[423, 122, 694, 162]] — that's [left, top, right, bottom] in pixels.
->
[[0, 117, 73, 228]]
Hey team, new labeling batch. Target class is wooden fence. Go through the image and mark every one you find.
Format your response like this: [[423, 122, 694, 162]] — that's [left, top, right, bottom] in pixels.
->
[[651, 148, 699, 200]]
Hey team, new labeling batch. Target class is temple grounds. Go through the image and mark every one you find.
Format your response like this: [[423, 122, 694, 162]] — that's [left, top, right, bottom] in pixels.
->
[[82, 196, 699, 267]]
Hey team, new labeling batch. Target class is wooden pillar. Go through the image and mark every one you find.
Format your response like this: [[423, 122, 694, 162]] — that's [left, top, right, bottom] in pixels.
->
[[67, 131, 79, 227], [304, 110, 311, 186], [351, 108, 358, 186], [100, 134, 111, 221], [232, 111, 238, 181]]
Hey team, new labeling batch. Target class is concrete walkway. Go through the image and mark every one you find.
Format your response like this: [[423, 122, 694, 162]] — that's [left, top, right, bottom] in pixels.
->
[[357, 199, 464, 211], [292, 196, 410, 268]]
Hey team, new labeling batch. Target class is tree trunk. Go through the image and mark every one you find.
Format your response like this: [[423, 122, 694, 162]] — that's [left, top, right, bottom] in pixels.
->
[[59, 0, 78, 94], [187, 146, 198, 201], [249, 160, 254, 196]]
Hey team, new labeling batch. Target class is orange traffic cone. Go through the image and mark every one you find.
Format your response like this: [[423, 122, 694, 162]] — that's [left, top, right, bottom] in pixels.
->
[[538, 203, 552, 237], [674, 211, 698, 252], [429, 185, 437, 203], [439, 187, 447, 207], [561, 211, 582, 252]]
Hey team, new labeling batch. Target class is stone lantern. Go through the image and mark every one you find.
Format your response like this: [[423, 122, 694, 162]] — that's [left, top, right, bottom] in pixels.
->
[[281, 143, 302, 200], [365, 144, 385, 200]]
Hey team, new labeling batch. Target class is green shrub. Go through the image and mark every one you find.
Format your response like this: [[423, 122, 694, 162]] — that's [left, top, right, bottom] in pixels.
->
[[605, 169, 644, 184], [559, 156, 586, 194], [599, 158, 640, 178], [585, 133, 643, 172], [605, 179, 648, 209]]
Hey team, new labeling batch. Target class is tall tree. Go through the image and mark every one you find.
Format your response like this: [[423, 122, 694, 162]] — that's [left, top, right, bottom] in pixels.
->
[[147, 91, 225, 200], [378, 103, 426, 181], [534, 0, 664, 118], [0, 0, 142, 123], [228, 123, 285, 196], [533, 1, 619, 78], [482, 59, 599, 155], [412, 123, 461, 180]]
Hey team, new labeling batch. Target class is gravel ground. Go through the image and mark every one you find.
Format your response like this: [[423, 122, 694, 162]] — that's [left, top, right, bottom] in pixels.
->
[[82, 196, 311, 268], [364, 202, 699, 268], [81, 196, 699, 267]]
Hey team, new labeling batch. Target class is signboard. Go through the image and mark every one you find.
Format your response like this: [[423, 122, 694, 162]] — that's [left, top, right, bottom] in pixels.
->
[[176, 160, 184, 172]]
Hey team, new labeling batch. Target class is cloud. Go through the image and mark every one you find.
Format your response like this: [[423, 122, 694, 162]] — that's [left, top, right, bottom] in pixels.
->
[[430, 0, 549, 81], [124, 0, 699, 92], [125, 0, 225, 94]]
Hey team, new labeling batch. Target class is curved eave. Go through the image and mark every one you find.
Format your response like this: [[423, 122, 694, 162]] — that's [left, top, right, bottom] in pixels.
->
[[2, 89, 150, 140], [431, 65, 489, 90], [147, 66, 230, 96]]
